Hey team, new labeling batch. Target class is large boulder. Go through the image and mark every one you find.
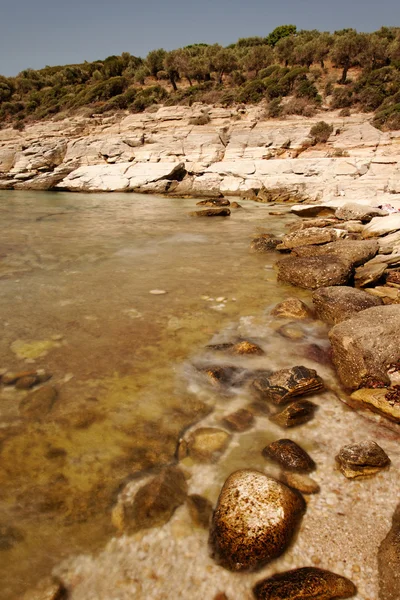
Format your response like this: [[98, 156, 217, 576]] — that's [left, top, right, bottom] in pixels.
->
[[362, 214, 400, 239], [277, 255, 351, 290], [290, 204, 336, 217], [379, 503, 400, 600], [209, 469, 305, 571], [312, 286, 383, 325], [335, 202, 388, 223], [328, 305, 400, 389], [276, 228, 337, 251], [291, 240, 379, 269]]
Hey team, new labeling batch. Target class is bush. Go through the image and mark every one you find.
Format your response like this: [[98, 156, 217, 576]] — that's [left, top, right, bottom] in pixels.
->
[[309, 121, 334, 143], [267, 97, 283, 117], [373, 103, 400, 130], [331, 87, 353, 108], [283, 97, 316, 117], [189, 113, 211, 125], [339, 107, 351, 117]]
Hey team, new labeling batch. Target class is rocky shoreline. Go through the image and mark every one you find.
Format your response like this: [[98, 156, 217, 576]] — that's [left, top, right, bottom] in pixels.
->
[[10, 197, 400, 600]]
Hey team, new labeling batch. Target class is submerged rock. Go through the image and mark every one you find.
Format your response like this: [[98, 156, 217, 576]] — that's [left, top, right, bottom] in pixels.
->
[[329, 305, 400, 389], [270, 400, 317, 428], [196, 199, 230, 207], [19, 385, 58, 419], [209, 469, 305, 571], [277, 255, 351, 290], [378, 503, 400, 600], [190, 208, 231, 217], [253, 567, 356, 599], [0, 524, 24, 551], [232, 340, 264, 355], [277, 322, 306, 341], [221, 408, 254, 432], [263, 439, 315, 472], [282, 472, 320, 494], [187, 494, 213, 528], [186, 427, 232, 463], [270, 298, 313, 320], [200, 365, 243, 387], [312, 286, 383, 325], [351, 387, 400, 423], [252, 366, 324, 405], [251, 234, 280, 252], [20, 576, 67, 600], [336, 441, 390, 479]]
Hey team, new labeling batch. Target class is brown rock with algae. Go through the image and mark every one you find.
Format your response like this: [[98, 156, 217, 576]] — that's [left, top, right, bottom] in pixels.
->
[[209, 469, 305, 571]]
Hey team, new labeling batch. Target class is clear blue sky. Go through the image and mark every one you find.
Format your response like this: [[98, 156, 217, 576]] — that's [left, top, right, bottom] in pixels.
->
[[1, 0, 399, 76]]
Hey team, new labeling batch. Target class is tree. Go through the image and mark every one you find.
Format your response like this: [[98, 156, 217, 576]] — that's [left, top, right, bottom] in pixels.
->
[[360, 34, 390, 70], [163, 51, 180, 91], [206, 45, 237, 83], [267, 24, 297, 47], [275, 36, 295, 66], [146, 49, 167, 78], [330, 31, 366, 84], [243, 45, 274, 74]]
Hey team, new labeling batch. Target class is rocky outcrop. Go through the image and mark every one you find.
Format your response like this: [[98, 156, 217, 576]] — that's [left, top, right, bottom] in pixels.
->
[[328, 305, 400, 389], [209, 469, 305, 571], [312, 286, 383, 324]]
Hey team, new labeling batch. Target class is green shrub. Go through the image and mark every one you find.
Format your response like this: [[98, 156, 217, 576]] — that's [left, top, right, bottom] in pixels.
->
[[189, 113, 210, 125], [331, 87, 353, 108], [283, 97, 316, 117], [267, 97, 283, 117], [373, 103, 400, 130], [309, 121, 334, 143]]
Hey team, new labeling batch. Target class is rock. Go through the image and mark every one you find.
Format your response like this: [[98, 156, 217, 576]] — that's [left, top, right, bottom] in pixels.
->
[[378, 503, 400, 600], [209, 469, 305, 571], [15, 375, 39, 390], [363, 214, 400, 238], [232, 340, 264, 355], [253, 567, 356, 599], [336, 441, 390, 479], [342, 220, 365, 234], [186, 427, 232, 463], [354, 260, 387, 287], [291, 204, 336, 217], [149, 289, 167, 295], [196, 199, 230, 206], [19, 385, 58, 419], [270, 400, 317, 428], [187, 494, 213, 528], [282, 472, 320, 494], [302, 343, 332, 366], [351, 388, 400, 423], [190, 208, 231, 217], [20, 577, 66, 600], [206, 343, 235, 352], [336, 202, 388, 223], [365, 285, 400, 304], [277, 256, 351, 290], [312, 286, 383, 325], [231, 202, 242, 209], [0, 524, 24, 550], [291, 239, 379, 269], [276, 227, 337, 251], [386, 269, 400, 286], [289, 218, 339, 232], [200, 365, 244, 387], [277, 323, 306, 341], [270, 298, 313, 320], [114, 466, 188, 532], [252, 366, 324, 405], [328, 305, 400, 389], [251, 234, 280, 252], [263, 439, 315, 472], [1, 369, 38, 384], [221, 409, 255, 432]]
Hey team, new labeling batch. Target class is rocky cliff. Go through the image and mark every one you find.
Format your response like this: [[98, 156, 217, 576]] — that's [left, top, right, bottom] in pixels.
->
[[1, 105, 399, 205]]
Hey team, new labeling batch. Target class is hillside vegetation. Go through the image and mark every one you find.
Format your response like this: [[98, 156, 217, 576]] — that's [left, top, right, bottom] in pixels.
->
[[1, 25, 400, 131]]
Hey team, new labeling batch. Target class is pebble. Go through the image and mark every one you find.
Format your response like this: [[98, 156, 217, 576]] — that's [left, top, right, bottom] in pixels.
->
[[185, 427, 232, 463], [282, 472, 320, 494], [336, 440, 390, 479], [270, 400, 317, 428], [150, 289, 167, 295], [263, 439, 315, 472]]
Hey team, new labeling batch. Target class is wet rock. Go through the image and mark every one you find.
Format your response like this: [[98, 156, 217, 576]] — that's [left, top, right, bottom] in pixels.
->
[[114, 466, 188, 532], [336, 441, 390, 479], [187, 494, 213, 528], [270, 400, 317, 428], [329, 305, 400, 389], [15, 375, 39, 390], [186, 427, 232, 463], [0, 524, 24, 550], [263, 439, 315, 472], [20, 577, 67, 600], [251, 234, 280, 253], [221, 408, 255, 432], [231, 202, 242, 209], [1, 369, 38, 385], [206, 342, 235, 352], [336, 202, 388, 223], [277, 322, 306, 341], [253, 567, 356, 599], [209, 469, 305, 571], [312, 286, 383, 325], [378, 503, 400, 600], [351, 388, 400, 423], [277, 227, 337, 251], [291, 239, 379, 269], [190, 208, 231, 217], [282, 472, 320, 494], [302, 343, 332, 366], [277, 256, 351, 290], [270, 298, 313, 320], [196, 199, 230, 207], [232, 340, 264, 355], [247, 400, 271, 416], [252, 366, 324, 405], [200, 365, 243, 387], [19, 385, 58, 419]]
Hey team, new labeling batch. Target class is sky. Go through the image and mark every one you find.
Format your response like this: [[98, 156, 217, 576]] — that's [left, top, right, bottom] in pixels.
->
[[0, 0, 399, 76]]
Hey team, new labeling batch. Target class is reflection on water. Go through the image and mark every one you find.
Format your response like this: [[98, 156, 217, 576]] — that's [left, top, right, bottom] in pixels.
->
[[0, 191, 305, 599]]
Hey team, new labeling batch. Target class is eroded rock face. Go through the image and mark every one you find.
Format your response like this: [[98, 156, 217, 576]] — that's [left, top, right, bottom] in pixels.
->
[[252, 366, 324, 405], [335, 202, 388, 223], [379, 503, 400, 600], [263, 439, 315, 472], [336, 441, 390, 479], [270, 298, 313, 320], [277, 255, 351, 290], [276, 228, 337, 251], [328, 305, 400, 389], [253, 567, 356, 599], [312, 286, 383, 325], [209, 469, 305, 571]]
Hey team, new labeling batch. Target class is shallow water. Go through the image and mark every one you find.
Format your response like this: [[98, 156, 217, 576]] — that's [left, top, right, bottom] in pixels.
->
[[0, 191, 306, 598]]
